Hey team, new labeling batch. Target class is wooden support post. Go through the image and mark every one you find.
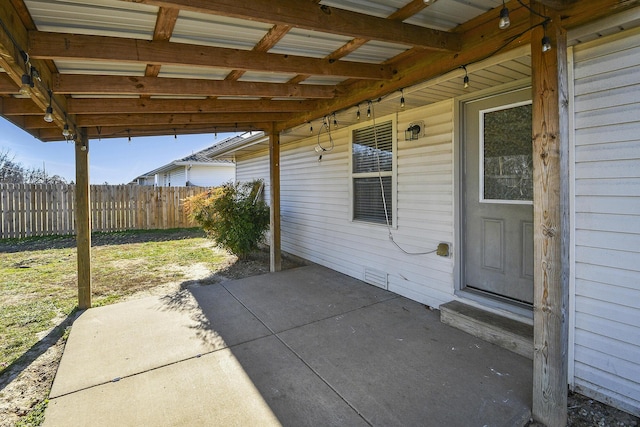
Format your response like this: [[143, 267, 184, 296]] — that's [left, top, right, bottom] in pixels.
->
[[531, 3, 570, 426], [75, 131, 92, 309], [269, 130, 282, 272]]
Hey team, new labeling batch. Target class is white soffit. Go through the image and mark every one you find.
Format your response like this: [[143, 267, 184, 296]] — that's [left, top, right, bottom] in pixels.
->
[[25, 0, 158, 39], [171, 10, 272, 50]]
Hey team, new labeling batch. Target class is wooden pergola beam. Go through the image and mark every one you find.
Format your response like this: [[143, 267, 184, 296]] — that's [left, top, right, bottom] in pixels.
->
[[75, 112, 291, 127], [124, 0, 461, 52], [29, 31, 393, 80], [53, 74, 336, 98], [66, 98, 316, 115], [530, 3, 570, 426], [34, 122, 270, 142]]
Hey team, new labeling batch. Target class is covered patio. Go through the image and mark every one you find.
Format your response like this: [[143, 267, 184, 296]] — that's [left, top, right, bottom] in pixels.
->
[[2, 1, 639, 424], [43, 264, 532, 426]]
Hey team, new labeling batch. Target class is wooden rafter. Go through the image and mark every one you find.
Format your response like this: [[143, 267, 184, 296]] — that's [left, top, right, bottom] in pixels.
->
[[75, 112, 292, 127], [53, 74, 337, 98], [66, 98, 317, 115], [29, 31, 393, 80], [226, 24, 292, 82], [122, 0, 461, 51], [145, 7, 180, 77]]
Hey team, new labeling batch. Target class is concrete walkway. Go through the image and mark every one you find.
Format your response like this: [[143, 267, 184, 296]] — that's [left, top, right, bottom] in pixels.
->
[[44, 265, 532, 426]]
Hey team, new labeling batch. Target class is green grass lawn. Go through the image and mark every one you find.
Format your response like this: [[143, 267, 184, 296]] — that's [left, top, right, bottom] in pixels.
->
[[0, 229, 230, 372]]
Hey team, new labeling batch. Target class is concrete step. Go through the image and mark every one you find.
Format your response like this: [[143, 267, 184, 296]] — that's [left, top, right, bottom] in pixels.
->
[[440, 301, 533, 359]]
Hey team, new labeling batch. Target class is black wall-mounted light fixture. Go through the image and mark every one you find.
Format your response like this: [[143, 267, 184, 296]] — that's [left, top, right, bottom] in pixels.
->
[[405, 124, 421, 141]]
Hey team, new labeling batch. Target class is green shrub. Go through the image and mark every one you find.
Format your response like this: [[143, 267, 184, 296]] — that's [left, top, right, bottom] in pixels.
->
[[185, 181, 270, 259]]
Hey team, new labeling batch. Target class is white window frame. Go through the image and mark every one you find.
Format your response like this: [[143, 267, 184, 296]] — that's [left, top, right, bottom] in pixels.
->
[[348, 119, 398, 228], [479, 100, 533, 205]]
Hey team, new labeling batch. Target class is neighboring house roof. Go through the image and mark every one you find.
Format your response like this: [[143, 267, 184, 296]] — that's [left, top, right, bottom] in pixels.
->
[[131, 137, 238, 182]]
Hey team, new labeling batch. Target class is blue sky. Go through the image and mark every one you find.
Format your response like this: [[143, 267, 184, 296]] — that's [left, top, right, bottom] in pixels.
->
[[0, 117, 237, 184]]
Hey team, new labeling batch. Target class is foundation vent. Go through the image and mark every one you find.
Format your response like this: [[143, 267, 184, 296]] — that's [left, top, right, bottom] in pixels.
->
[[363, 267, 388, 290]]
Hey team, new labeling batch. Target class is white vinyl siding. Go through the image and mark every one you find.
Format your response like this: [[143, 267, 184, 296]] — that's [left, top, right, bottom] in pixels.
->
[[571, 28, 640, 416], [235, 100, 455, 308], [187, 164, 235, 187]]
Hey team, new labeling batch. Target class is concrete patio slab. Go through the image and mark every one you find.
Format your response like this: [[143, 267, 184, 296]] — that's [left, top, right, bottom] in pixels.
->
[[44, 347, 281, 427], [44, 264, 533, 426], [278, 296, 532, 426], [49, 284, 271, 398], [223, 264, 395, 333]]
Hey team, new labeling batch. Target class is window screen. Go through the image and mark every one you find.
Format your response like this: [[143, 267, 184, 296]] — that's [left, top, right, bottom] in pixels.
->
[[352, 121, 393, 224]]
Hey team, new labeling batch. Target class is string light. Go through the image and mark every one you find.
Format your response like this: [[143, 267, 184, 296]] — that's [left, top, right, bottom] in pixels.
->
[[367, 102, 371, 119], [43, 90, 54, 123], [309, 121, 313, 133], [356, 105, 361, 120], [541, 22, 552, 52], [400, 89, 405, 108], [499, 0, 510, 30], [332, 113, 338, 128], [461, 65, 470, 89]]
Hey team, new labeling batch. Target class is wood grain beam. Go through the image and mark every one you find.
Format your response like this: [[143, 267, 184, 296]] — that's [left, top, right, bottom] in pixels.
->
[[75, 112, 291, 127], [36, 123, 270, 141], [0, 74, 19, 94], [30, 31, 393, 80], [67, 98, 316, 114], [0, 0, 73, 134], [531, 5, 569, 426], [0, 97, 42, 114], [226, 24, 292, 81], [276, 0, 638, 131], [53, 74, 337, 98], [145, 7, 179, 77], [123, 0, 461, 51]]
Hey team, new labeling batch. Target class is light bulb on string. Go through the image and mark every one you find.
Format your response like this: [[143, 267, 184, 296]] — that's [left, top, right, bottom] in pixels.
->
[[499, 0, 510, 30]]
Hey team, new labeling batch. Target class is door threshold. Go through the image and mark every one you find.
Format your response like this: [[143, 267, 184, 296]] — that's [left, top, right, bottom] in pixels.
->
[[440, 300, 533, 359], [457, 288, 533, 323]]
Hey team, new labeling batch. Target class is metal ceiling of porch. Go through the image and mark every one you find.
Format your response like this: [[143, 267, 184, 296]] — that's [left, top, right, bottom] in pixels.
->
[[0, 0, 635, 143]]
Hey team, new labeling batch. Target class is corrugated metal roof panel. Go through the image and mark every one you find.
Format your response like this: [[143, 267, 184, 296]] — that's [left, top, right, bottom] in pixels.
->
[[342, 40, 409, 63], [406, 0, 499, 29], [171, 11, 272, 50], [25, 0, 158, 39], [302, 76, 348, 86], [319, 0, 400, 19], [55, 60, 146, 76], [157, 66, 230, 81], [270, 29, 352, 58], [320, 0, 501, 31], [238, 71, 297, 84]]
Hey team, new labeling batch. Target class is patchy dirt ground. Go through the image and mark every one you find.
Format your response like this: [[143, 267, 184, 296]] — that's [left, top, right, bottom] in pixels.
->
[[1, 231, 638, 427]]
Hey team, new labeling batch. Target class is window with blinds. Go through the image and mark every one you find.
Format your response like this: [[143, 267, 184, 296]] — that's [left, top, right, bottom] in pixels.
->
[[351, 121, 393, 224]]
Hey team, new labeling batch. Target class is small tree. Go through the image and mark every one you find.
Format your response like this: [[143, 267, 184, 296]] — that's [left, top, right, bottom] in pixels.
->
[[185, 180, 270, 259]]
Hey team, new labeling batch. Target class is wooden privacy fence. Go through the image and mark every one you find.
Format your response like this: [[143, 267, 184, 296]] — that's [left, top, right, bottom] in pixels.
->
[[0, 184, 207, 239]]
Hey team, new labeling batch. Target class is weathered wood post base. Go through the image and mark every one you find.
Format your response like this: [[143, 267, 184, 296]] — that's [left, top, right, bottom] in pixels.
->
[[531, 3, 570, 426], [75, 132, 92, 309]]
